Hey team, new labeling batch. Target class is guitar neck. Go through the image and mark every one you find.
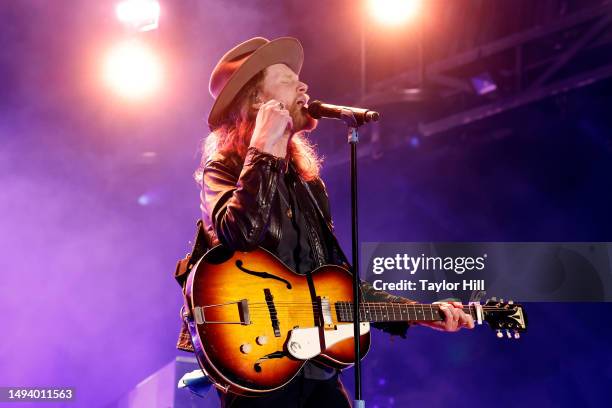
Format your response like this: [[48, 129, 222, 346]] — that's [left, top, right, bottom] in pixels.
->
[[335, 301, 478, 323]]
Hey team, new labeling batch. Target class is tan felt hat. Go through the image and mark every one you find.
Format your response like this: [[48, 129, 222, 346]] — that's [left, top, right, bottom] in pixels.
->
[[207, 36, 304, 130]]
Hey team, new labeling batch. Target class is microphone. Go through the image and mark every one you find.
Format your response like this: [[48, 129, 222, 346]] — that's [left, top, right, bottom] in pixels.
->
[[306, 100, 379, 126]]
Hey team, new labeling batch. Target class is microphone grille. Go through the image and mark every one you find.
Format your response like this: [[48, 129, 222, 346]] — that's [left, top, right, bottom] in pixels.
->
[[367, 111, 380, 122], [306, 100, 323, 119]]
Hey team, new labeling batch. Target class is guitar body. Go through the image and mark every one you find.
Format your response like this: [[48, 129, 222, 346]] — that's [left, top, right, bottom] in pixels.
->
[[184, 245, 371, 395]]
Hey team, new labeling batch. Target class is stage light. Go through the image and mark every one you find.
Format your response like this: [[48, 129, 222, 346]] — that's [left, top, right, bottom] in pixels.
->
[[409, 136, 421, 149], [137, 194, 151, 206], [408, 134, 421, 148], [103, 40, 163, 100], [116, 0, 160, 32], [470, 72, 498, 95], [368, 0, 422, 26]]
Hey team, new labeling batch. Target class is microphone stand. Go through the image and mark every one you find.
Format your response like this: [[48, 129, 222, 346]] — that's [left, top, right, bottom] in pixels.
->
[[339, 109, 366, 408]]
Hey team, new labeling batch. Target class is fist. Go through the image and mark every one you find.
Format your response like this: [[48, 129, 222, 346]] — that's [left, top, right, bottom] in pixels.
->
[[249, 99, 293, 158]]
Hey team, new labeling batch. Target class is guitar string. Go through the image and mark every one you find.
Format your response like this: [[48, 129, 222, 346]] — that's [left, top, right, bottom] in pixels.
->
[[228, 301, 505, 307], [200, 309, 501, 315], [200, 306, 507, 319], [220, 303, 505, 310], [198, 304, 508, 311]]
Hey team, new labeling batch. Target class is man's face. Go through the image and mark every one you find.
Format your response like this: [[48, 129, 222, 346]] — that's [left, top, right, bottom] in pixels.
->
[[258, 63, 317, 133]]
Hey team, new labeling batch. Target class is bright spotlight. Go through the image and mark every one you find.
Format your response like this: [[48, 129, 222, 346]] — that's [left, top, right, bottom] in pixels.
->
[[368, 0, 422, 26], [103, 40, 163, 100], [116, 0, 160, 32]]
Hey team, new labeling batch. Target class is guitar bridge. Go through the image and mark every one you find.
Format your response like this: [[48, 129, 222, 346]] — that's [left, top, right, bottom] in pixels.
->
[[238, 299, 251, 325], [192, 299, 251, 325]]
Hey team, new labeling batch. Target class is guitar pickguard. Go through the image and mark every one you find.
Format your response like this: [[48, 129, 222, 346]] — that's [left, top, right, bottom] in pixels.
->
[[286, 323, 371, 360]]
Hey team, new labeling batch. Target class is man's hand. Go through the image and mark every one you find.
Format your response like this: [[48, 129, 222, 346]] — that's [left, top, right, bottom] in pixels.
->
[[250, 99, 293, 158], [417, 301, 475, 332]]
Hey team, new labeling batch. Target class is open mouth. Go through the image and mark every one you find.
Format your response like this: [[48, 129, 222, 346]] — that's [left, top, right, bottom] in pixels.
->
[[297, 100, 309, 115]]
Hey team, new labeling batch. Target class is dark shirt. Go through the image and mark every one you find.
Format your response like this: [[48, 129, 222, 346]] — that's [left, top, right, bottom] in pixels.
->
[[276, 164, 337, 380], [276, 166, 315, 275]]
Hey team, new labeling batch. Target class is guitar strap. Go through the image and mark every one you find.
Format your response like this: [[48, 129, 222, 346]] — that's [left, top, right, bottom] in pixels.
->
[[300, 179, 369, 303]]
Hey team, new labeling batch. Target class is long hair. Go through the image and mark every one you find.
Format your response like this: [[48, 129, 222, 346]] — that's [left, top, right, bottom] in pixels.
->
[[195, 69, 322, 184]]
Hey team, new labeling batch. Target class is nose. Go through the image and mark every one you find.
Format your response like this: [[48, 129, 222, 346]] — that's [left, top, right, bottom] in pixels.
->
[[297, 81, 308, 94]]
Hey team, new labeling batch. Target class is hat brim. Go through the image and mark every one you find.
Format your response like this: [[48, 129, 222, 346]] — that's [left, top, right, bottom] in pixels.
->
[[207, 37, 304, 130]]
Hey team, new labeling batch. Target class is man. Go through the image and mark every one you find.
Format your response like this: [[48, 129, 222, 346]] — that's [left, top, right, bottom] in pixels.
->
[[177, 37, 474, 407]]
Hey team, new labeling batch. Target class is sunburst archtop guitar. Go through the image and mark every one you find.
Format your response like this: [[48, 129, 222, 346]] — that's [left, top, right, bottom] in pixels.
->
[[183, 245, 527, 396]]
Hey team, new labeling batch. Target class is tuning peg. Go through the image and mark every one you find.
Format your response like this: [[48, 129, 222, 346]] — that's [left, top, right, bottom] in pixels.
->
[[506, 330, 512, 339], [508, 300, 514, 304], [491, 297, 497, 302], [496, 330, 503, 338], [514, 330, 520, 339], [499, 298, 504, 303]]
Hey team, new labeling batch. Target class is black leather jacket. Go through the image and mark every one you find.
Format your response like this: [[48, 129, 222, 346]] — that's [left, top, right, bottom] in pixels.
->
[[201, 147, 346, 264], [176, 147, 410, 352]]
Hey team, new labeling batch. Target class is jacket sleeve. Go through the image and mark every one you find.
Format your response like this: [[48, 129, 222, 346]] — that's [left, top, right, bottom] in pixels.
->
[[202, 147, 286, 251]]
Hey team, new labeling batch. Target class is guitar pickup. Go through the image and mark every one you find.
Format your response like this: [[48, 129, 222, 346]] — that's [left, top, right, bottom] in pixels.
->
[[317, 296, 334, 329], [264, 289, 281, 337]]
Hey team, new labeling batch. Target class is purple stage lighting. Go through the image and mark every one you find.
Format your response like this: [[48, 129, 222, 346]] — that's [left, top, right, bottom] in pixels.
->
[[470, 72, 498, 95]]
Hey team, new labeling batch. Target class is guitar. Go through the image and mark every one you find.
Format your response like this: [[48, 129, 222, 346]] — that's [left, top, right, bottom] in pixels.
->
[[183, 245, 527, 395]]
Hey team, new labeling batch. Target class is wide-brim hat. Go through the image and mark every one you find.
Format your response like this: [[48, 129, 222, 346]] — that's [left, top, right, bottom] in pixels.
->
[[207, 36, 304, 130]]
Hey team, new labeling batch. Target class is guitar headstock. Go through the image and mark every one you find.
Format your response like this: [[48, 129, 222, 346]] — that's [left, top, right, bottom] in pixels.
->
[[481, 298, 528, 339]]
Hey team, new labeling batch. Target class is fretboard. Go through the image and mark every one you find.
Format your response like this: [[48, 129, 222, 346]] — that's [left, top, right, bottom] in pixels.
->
[[335, 301, 478, 323]]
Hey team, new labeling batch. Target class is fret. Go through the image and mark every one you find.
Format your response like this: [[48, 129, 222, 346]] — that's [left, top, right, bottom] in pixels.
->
[[335, 302, 472, 323], [469, 306, 477, 320]]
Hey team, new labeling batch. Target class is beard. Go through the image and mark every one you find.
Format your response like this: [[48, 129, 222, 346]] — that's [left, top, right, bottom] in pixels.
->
[[289, 101, 318, 134]]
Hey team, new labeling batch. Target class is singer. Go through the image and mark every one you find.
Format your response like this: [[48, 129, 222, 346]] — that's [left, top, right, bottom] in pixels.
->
[[176, 36, 474, 407]]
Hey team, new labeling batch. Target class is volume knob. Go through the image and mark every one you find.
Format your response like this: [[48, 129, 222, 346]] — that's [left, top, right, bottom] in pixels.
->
[[240, 343, 252, 354], [256, 335, 268, 345]]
